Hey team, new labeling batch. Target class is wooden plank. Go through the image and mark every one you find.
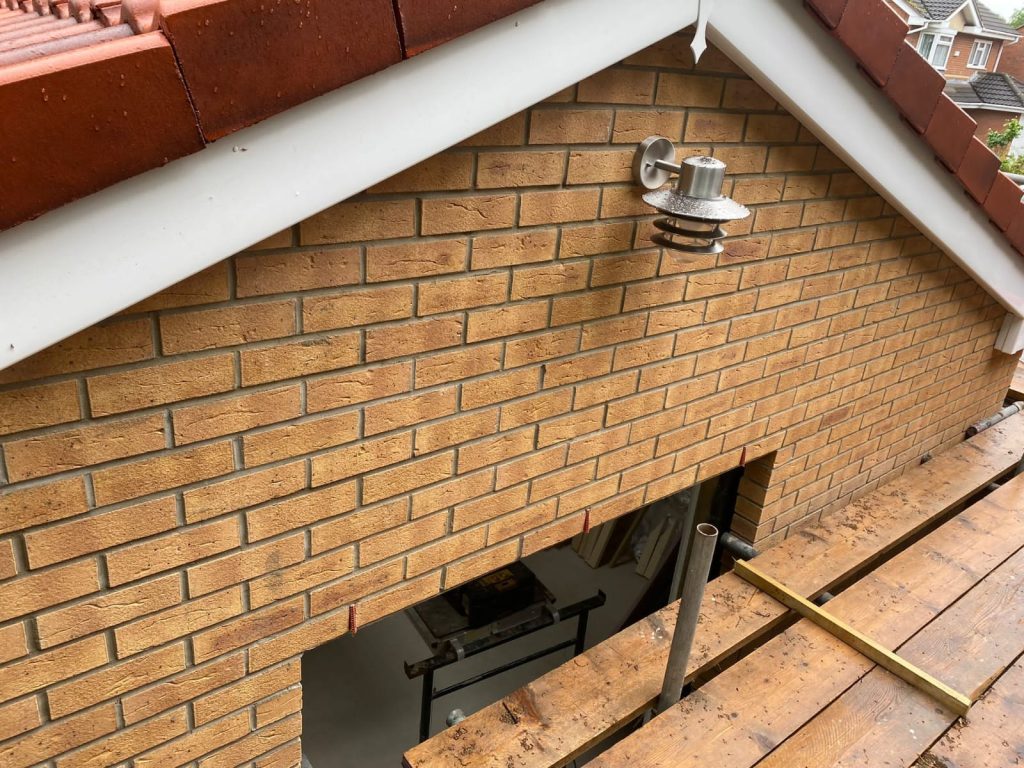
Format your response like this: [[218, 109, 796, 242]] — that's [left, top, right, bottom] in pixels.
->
[[754, 544, 1024, 767], [403, 416, 1024, 768], [733, 559, 971, 715], [920, 654, 1024, 768], [583, 474, 1024, 768]]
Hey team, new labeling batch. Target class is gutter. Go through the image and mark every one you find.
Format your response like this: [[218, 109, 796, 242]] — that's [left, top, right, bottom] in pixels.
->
[[0, 0, 701, 370]]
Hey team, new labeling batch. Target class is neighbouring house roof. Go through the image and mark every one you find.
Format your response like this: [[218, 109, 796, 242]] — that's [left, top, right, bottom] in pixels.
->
[[903, 0, 1018, 36], [946, 71, 1024, 109], [0, 0, 540, 231], [4, 0, 1024, 369]]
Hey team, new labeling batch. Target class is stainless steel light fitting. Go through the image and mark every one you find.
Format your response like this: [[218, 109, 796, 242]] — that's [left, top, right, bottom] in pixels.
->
[[633, 136, 750, 255]]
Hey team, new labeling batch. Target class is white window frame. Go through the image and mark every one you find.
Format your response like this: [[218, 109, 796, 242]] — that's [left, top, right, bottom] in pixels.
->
[[919, 32, 955, 69], [968, 39, 992, 69]]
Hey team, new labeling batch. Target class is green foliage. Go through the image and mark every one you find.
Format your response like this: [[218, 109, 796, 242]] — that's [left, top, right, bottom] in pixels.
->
[[1011, 8, 1024, 27], [987, 118, 1023, 150], [1002, 153, 1024, 174]]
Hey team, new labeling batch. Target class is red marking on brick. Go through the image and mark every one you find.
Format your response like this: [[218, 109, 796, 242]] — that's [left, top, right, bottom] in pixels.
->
[[349, 604, 358, 634], [739, 447, 747, 467], [582, 508, 591, 534]]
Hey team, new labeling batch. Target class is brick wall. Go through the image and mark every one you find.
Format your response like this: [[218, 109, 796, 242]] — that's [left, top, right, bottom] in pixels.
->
[[998, 35, 1024, 79], [0, 32, 1017, 767], [973, 109, 1022, 152], [944, 33, 1003, 79]]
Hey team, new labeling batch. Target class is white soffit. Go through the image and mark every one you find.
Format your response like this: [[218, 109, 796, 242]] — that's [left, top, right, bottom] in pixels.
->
[[0, 0, 700, 370], [711, 2, 1024, 353]]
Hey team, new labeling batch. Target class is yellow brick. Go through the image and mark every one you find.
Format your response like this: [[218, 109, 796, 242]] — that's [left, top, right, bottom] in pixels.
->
[[240, 332, 360, 386], [495, 444, 567, 490], [249, 547, 355, 608], [300, 199, 416, 244], [415, 344, 502, 388], [472, 229, 558, 268], [106, 517, 240, 587], [307, 361, 412, 412], [460, 112, 527, 146], [466, 301, 549, 342], [364, 387, 457, 436], [0, 381, 81, 436], [0, 696, 40, 743], [362, 452, 454, 504], [25, 496, 178, 569], [445, 541, 518, 589], [192, 598, 304, 664], [4, 413, 166, 482], [366, 239, 468, 282], [505, 328, 580, 369], [183, 461, 306, 523], [92, 442, 235, 506], [114, 588, 244, 658], [415, 410, 498, 455], [477, 150, 566, 188], [453, 484, 528, 530], [560, 222, 635, 257], [160, 301, 296, 354], [187, 534, 306, 597], [418, 273, 509, 315], [360, 513, 447, 566], [0, 558, 99, 623], [747, 114, 800, 142], [235, 248, 359, 297], [242, 410, 359, 467], [421, 195, 516, 235], [87, 354, 235, 417], [134, 710, 250, 768], [500, 389, 573, 430], [311, 432, 413, 487], [722, 78, 776, 110], [369, 152, 474, 193], [578, 68, 656, 104], [311, 498, 408, 554], [566, 149, 634, 185], [0, 476, 90, 535], [462, 368, 539, 410], [121, 654, 245, 725], [357, 572, 442, 626], [246, 483, 357, 542], [197, 714, 300, 768], [0, 318, 154, 386], [529, 109, 612, 144], [684, 112, 745, 142], [611, 109, 685, 143], [303, 285, 414, 332], [128, 263, 230, 311], [309, 560, 404, 615], [0, 633, 108, 705], [407, 527, 487, 577], [0, 703, 117, 768], [173, 386, 301, 445], [551, 286, 623, 325], [413, 468, 495, 518], [366, 316, 464, 362], [656, 73, 724, 106], [35, 574, 182, 649], [520, 189, 600, 226], [457, 426, 535, 473], [511, 262, 589, 299]]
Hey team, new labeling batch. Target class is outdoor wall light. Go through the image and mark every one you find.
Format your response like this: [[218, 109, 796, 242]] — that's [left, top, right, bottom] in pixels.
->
[[633, 136, 750, 255]]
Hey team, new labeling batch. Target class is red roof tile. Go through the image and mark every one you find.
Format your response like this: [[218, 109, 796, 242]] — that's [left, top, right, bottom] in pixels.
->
[[395, 0, 541, 57]]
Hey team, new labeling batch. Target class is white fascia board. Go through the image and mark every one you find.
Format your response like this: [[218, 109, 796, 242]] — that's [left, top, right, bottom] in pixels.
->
[[959, 104, 1024, 113], [0, 0, 699, 371], [711, 2, 1024, 353]]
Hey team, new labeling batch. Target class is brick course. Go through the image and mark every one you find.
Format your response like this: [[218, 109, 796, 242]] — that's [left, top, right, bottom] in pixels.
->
[[0, 32, 1017, 767]]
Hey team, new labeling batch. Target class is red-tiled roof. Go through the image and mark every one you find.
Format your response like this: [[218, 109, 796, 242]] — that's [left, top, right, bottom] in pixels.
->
[[806, 0, 1024, 253], [0, 0, 540, 230]]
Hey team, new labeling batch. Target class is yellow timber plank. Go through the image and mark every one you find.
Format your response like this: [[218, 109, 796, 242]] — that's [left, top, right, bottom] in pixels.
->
[[404, 416, 1024, 768]]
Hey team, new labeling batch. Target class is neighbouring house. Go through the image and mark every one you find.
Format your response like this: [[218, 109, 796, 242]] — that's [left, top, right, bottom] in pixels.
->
[[885, 0, 1024, 140], [3, 0, 1024, 766]]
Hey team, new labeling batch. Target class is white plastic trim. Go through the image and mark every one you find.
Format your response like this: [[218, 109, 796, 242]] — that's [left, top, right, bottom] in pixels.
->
[[710, 2, 1024, 353], [0, 0, 699, 370]]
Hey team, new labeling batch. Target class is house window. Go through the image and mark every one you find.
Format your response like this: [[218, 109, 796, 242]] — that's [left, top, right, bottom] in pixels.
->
[[919, 32, 955, 69], [968, 40, 992, 69]]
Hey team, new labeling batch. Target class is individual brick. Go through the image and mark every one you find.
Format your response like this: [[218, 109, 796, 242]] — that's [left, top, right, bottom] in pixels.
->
[[121, 654, 245, 725], [133, 709, 250, 768], [362, 452, 455, 504], [242, 411, 359, 467], [192, 659, 300, 727], [311, 432, 413, 487], [457, 426, 536, 474], [520, 189, 601, 226], [551, 286, 624, 325], [0, 559, 99, 623], [529, 109, 613, 144], [35, 574, 182, 650], [655, 73, 724, 107], [415, 410, 499, 455], [415, 344, 503, 388], [566, 149, 634, 185], [364, 387, 458, 436], [106, 517, 240, 587], [369, 152, 474, 193], [0, 380, 81, 436], [366, 239, 467, 282], [187, 534, 306, 597], [466, 301, 549, 342], [126, 263, 231, 312], [0, 633, 108, 705], [611, 109, 685, 143], [722, 79, 776, 110], [421, 195, 517, 235], [0, 624, 26, 665], [505, 328, 581, 369], [160, 301, 296, 354], [249, 547, 354, 608], [0, 476, 90, 535], [311, 499, 409, 554], [183, 461, 306, 523], [561, 222, 635, 258], [235, 248, 360, 297], [92, 442, 235, 506], [462, 368, 540, 410], [471, 228, 558, 268], [239, 332, 360, 386], [87, 354, 235, 417], [0, 319, 154, 386], [300, 200, 416, 244], [0, 695, 40, 743], [685, 112, 745, 142], [245, 482, 358, 541], [25, 496, 178, 569], [308, 361, 413, 412], [303, 285, 414, 334], [309, 560, 405, 615], [4, 413, 166, 482], [419, 273, 510, 315], [578, 69, 656, 104], [358, 572, 442, 626], [114, 588, 244, 658], [360, 513, 447, 566], [366, 316, 464, 362], [445, 541, 518, 589], [460, 112, 528, 147], [407, 527, 487, 577], [192, 598, 304, 664], [173, 386, 301, 445], [477, 150, 567, 188]]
